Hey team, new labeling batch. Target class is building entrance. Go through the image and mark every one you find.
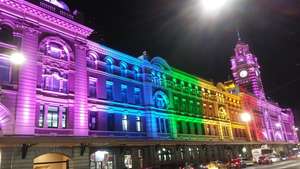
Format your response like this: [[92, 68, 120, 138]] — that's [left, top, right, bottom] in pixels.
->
[[90, 151, 114, 169], [33, 153, 70, 169]]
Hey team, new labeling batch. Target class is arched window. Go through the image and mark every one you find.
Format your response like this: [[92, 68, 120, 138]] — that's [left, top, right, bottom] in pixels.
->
[[87, 52, 98, 69], [133, 66, 140, 80], [153, 91, 169, 109], [120, 62, 127, 77], [0, 25, 13, 44], [105, 57, 114, 73], [42, 68, 68, 93], [39, 36, 73, 61]]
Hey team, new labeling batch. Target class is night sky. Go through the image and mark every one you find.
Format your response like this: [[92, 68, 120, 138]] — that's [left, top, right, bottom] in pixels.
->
[[66, 0, 300, 125]]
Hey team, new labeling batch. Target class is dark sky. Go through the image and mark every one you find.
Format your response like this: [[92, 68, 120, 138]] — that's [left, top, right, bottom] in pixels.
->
[[66, 0, 300, 125]]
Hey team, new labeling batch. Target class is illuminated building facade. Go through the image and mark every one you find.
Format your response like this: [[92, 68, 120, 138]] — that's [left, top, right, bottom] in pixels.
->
[[0, 0, 298, 169]]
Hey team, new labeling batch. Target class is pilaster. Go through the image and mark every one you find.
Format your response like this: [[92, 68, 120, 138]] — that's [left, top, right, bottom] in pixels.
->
[[15, 26, 39, 135], [73, 42, 89, 136]]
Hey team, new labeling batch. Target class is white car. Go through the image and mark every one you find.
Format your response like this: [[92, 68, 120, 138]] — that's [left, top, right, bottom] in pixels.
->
[[269, 155, 280, 162]]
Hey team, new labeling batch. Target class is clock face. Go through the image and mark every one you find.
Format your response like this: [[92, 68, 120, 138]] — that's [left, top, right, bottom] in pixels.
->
[[239, 70, 248, 78]]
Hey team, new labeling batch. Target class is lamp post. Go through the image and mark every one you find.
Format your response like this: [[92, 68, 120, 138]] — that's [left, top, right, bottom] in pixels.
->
[[241, 112, 252, 141]]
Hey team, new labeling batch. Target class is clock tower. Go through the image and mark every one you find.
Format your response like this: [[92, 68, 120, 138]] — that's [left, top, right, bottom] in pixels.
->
[[230, 35, 266, 100]]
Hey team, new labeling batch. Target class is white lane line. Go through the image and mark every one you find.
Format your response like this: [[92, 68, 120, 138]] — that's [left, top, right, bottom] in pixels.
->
[[247, 160, 300, 169], [276, 162, 300, 169]]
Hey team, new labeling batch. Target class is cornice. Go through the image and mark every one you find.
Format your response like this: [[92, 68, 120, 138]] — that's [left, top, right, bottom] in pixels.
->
[[0, 0, 93, 38]]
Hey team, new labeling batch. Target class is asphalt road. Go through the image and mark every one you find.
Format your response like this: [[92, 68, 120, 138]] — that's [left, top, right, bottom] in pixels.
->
[[247, 159, 300, 169]]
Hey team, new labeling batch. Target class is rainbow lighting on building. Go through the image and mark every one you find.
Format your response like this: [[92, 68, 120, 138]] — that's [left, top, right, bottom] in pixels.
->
[[0, 0, 298, 169]]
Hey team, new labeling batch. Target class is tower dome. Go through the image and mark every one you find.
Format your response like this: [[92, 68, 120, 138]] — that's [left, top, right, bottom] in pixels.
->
[[44, 0, 70, 12]]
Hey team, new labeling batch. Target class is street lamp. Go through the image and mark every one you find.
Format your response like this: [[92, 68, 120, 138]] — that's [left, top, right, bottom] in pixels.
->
[[241, 112, 251, 123], [9, 52, 26, 65], [241, 112, 252, 141], [202, 0, 228, 12]]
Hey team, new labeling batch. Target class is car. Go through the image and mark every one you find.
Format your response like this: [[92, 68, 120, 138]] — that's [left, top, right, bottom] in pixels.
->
[[241, 158, 255, 167], [269, 154, 280, 162], [229, 158, 242, 169], [258, 156, 272, 165]]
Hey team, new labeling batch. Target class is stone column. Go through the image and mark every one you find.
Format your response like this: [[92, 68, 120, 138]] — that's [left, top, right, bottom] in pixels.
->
[[15, 26, 39, 135], [73, 42, 89, 136]]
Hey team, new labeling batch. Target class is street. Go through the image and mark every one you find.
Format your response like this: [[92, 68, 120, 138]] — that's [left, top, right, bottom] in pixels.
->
[[247, 159, 300, 169]]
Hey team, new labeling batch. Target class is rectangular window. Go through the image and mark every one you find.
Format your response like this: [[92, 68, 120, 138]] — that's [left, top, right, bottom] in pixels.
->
[[194, 123, 199, 135], [107, 114, 115, 131], [61, 107, 68, 129], [181, 99, 186, 112], [89, 77, 97, 98], [136, 116, 142, 132], [106, 81, 114, 100], [177, 121, 183, 134], [173, 97, 179, 110], [187, 122, 191, 134], [189, 101, 194, 113], [0, 60, 10, 83], [38, 105, 44, 128], [156, 118, 160, 133], [122, 115, 128, 131], [200, 123, 205, 135], [47, 106, 59, 128], [160, 118, 165, 133], [121, 84, 128, 103], [134, 88, 141, 105], [165, 119, 170, 133], [89, 112, 97, 130]]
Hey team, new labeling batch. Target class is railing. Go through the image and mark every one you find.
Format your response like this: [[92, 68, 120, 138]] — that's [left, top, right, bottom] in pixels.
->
[[25, 0, 84, 23]]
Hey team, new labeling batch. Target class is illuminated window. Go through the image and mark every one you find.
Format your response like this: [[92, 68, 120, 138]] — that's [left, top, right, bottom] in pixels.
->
[[124, 155, 132, 169], [89, 77, 97, 98], [194, 123, 199, 135], [38, 105, 44, 128], [177, 121, 183, 134], [61, 107, 68, 129], [138, 149, 144, 168], [187, 122, 191, 134], [122, 115, 128, 131], [121, 84, 128, 103], [106, 81, 114, 100], [46, 42, 67, 60], [158, 148, 172, 161], [134, 88, 141, 105], [42, 70, 68, 93], [173, 97, 179, 110], [136, 116, 142, 132], [181, 99, 187, 112], [0, 59, 10, 84], [47, 106, 59, 128]]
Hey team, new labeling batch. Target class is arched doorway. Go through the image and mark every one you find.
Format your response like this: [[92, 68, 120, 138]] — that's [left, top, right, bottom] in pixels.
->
[[33, 153, 70, 169], [90, 151, 114, 169]]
